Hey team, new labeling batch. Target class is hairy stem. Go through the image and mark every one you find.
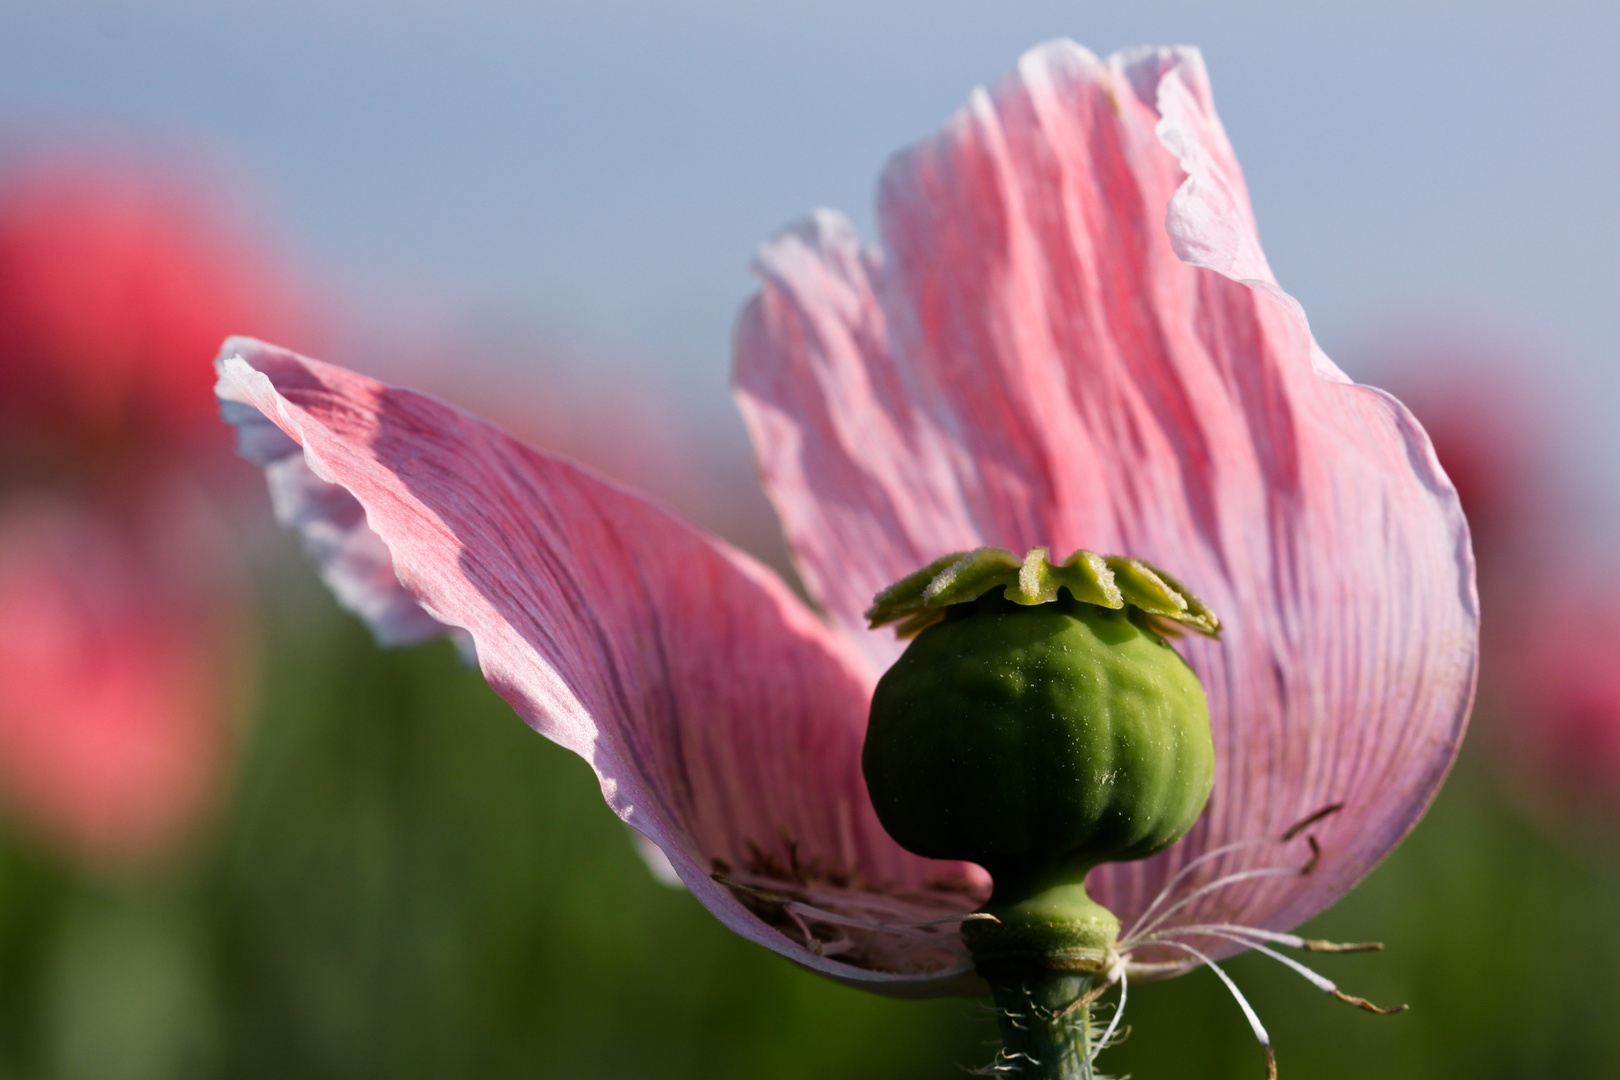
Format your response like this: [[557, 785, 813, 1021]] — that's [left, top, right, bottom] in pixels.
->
[[986, 972, 1099, 1079]]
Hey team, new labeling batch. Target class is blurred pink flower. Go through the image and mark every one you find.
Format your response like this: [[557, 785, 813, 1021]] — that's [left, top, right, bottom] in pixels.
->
[[1493, 586, 1620, 822], [0, 158, 299, 866], [0, 160, 303, 466], [217, 42, 1476, 993], [0, 496, 243, 864], [1475, 523, 1620, 828], [1387, 348, 1620, 826]]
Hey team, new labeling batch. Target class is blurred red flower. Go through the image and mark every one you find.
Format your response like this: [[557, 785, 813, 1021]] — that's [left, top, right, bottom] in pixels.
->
[[0, 161, 303, 469], [1384, 345, 1620, 829], [1496, 586, 1620, 822], [0, 157, 305, 867], [0, 496, 245, 863]]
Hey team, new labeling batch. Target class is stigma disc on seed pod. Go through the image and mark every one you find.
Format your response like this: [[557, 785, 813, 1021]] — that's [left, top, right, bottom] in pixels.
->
[[862, 545, 1218, 979], [865, 546, 1221, 640]]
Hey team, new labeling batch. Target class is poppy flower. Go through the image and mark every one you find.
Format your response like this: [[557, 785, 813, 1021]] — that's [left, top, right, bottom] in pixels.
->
[[215, 41, 1476, 997], [0, 160, 295, 866]]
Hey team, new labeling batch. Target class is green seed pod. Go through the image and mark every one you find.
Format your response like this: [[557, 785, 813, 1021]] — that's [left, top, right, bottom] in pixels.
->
[[862, 547, 1216, 975]]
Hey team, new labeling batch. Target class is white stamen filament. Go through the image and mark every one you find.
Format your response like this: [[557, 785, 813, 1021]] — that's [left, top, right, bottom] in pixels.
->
[[1129, 866, 1302, 942], [1147, 928, 1338, 992], [1123, 835, 1286, 937], [1140, 922, 1380, 954], [1149, 939, 1276, 1079], [1086, 966, 1128, 1069], [1136, 926, 1408, 1018]]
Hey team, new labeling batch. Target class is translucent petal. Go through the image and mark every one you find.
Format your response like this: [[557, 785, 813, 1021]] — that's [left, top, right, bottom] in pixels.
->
[[734, 41, 1476, 953], [216, 338, 988, 995]]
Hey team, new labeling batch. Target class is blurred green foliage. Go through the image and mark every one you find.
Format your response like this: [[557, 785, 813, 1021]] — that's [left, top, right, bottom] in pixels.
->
[[1, 571, 1617, 1079]]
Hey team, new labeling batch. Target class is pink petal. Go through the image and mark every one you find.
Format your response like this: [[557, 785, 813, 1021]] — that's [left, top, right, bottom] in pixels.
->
[[216, 338, 988, 995], [223, 394, 456, 649], [735, 42, 1477, 950]]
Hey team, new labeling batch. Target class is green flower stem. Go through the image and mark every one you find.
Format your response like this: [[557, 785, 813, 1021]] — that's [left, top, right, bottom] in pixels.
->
[[986, 971, 1101, 1080], [861, 554, 1218, 1080]]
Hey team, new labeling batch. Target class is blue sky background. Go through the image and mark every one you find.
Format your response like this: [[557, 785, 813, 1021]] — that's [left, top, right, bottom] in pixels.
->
[[4, 1, 1617, 537]]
